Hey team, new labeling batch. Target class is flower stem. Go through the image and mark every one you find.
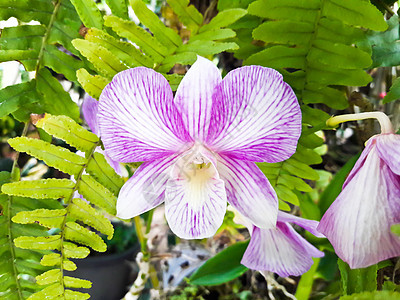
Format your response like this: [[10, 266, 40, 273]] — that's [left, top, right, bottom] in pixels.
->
[[327, 112, 394, 134]]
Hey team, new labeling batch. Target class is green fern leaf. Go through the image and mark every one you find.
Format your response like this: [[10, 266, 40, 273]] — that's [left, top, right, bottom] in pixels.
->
[[63, 242, 90, 259], [70, 0, 103, 29], [36, 114, 99, 153], [77, 175, 117, 215], [176, 40, 239, 56], [157, 52, 197, 73], [64, 276, 92, 289], [200, 8, 247, 33], [85, 152, 125, 195], [69, 197, 114, 239], [64, 222, 107, 252], [8, 137, 87, 177], [76, 68, 110, 100], [166, 0, 203, 33], [130, 0, 182, 49], [105, 0, 129, 19], [27, 283, 64, 300], [383, 77, 400, 104], [12, 209, 67, 229], [14, 236, 62, 251], [35, 269, 61, 285], [2, 179, 74, 199]]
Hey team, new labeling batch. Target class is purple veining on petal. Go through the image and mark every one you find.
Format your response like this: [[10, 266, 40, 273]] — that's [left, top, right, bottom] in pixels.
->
[[241, 222, 324, 277], [174, 56, 222, 142], [207, 65, 301, 163], [98, 67, 191, 163], [217, 154, 278, 229], [82, 95, 99, 136], [278, 211, 325, 238], [116, 154, 178, 219], [318, 143, 400, 269], [375, 133, 400, 175]]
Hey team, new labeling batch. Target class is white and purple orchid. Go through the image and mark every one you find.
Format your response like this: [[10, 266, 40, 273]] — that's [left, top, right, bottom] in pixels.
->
[[318, 113, 400, 269], [98, 56, 301, 239], [238, 211, 324, 277]]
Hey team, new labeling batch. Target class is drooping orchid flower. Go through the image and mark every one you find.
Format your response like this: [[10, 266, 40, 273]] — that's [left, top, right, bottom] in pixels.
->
[[236, 210, 324, 277], [98, 56, 301, 239], [318, 112, 400, 269], [81, 95, 126, 176]]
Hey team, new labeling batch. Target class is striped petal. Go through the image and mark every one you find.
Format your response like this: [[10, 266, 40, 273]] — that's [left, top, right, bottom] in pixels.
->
[[116, 155, 177, 219], [82, 95, 99, 136], [99, 67, 191, 162], [375, 133, 400, 175], [217, 155, 278, 229], [277, 211, 324, 238], [241, 222, 324, 277], [208, 66, 301, 162], [318, 144, 400, 269], [165, 150, 227, 239], [174, 56, 222, 142]]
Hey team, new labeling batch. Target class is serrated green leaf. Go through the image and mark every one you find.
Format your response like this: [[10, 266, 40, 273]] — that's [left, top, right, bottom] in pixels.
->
[[77, 174, 117, 215], [36, 68, 80, 122], [85, 28, 154, 68], [72, 39, 127, 79], [63, 259, 77, 271], [278, 174, 313, 192], [105, 0, 129, 19], [40, 253, 61, 267], [383, 77, 400, 104], [275, 184, 299, 206], [104, 15, 167, 63], [36, 114, 99, 153], [130, 0, 182, 49], [76, 68, 110, 100], [36, 269, 61, 285], [295, 258, 320, 299], [69, 197, 114, 239], [63, 242, 90, 259], [64, 276, 92, 289], [2, 179, 74, 199], [8, 137, 86, 177], [166, 0, 203, 33], [177, 40, 238, 56], [85, 151, 125, 196], [27, 283, 63, 300], [282, 158, 319, 181], [12, 208, 67, 229], [64, 221, 107, 252], [190, 28, 237, 42], [157, 52, 197, 73], [14, 235, 62, 251], [190, 241, 249, 285], [70, 0, 103, 29], [0, 80, 39, 118], [64, 289, 90, 300], [163, 73, 183, 91], [200, 8, 247, 32]]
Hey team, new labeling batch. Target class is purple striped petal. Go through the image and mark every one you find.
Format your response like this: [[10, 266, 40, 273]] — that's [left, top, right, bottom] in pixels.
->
[[241, 222, 324, 277], [318, 144, 400, 269], [99, 67, 191, 162], [174, 56, 222, 142], [116, 155, 178, 219], [208, 66, 301, 162], [375, 133, 400, 175], [278, 211, 324, 238], [82, 95, 99, 136], [217, 155, 278, 229], [165, 151, 227, 239]]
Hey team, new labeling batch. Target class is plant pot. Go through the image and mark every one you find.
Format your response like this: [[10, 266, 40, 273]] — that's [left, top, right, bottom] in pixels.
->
[[67, 244, 140, 300]]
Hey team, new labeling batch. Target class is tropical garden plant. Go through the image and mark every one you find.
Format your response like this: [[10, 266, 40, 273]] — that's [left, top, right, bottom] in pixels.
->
[[0, 0, 399, 299]]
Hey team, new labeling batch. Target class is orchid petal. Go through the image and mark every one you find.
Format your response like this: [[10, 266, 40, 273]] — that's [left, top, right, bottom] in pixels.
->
[[208, 66, 301, 162], [99, 67, 190, 162], [165, 151, 227, 239], [278, 211, 324, 238], [241, 222, 324, 277], [174, 56, 222, 142], [217, 155, 278, 229], [116, 155, 177, 219], [318, 146, 400, 269], [375, 133, 400, 175], [82, 95, 99, 136]]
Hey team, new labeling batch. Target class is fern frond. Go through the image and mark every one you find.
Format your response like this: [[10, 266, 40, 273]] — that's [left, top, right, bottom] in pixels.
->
[[73, 0, 244, 94], [1, 115, 124, 298]]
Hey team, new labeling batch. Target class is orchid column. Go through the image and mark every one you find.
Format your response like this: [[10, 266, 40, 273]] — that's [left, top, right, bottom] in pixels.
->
[[318, 112, 400, 269], [98, 56, 302, 239]]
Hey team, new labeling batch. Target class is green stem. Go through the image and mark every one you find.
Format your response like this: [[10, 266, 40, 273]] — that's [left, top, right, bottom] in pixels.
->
[[327, 112, 394, 134], [7, 122, 30, 300]]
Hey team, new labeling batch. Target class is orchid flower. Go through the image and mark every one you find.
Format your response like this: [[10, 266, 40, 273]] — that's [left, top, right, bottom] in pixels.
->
[[318, 112, 400, 269], [236, 210, 324, 277], [81, 95, 126, 176], [98, 56, 301, 239]]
